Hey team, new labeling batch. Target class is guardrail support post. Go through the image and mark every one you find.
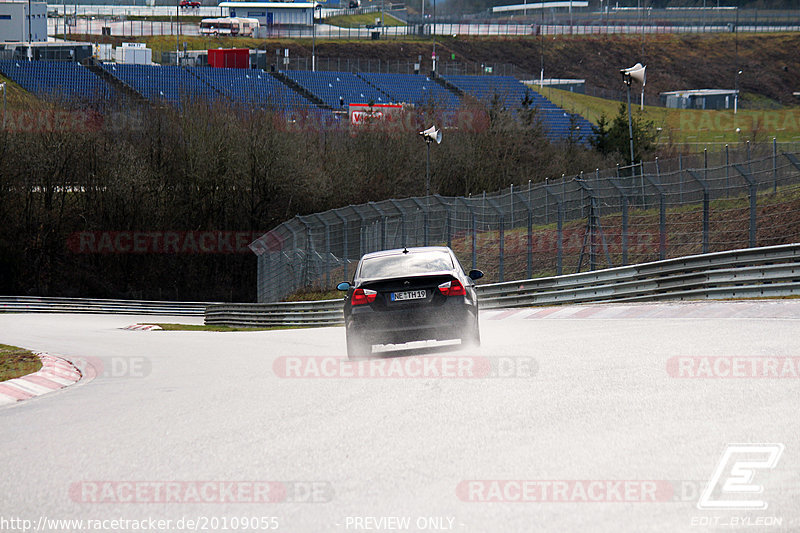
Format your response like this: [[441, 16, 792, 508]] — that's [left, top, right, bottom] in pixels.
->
[[687, 170, 710, 254]]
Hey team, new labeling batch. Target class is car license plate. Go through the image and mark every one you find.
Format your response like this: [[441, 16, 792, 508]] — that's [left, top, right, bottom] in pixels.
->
[[391, 290, 426, 302]]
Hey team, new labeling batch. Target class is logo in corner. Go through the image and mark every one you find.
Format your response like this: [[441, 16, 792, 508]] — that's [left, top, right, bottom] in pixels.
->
[[697, 443, 784, 511]]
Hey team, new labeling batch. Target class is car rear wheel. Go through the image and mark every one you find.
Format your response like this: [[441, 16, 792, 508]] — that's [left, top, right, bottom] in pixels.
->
[[461, 317, 481, 348], [346, 329, 373, 359]]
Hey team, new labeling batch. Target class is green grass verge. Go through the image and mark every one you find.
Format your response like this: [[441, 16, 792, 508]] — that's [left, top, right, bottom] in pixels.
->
[[534, 86, 800, 146], [0, 344, 42, 382], [324, 12, 406, 28]]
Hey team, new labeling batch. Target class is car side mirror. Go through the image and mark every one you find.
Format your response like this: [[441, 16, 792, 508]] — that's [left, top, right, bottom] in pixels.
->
[[337, 282, 351, 291], [468, 270, 484, 281]]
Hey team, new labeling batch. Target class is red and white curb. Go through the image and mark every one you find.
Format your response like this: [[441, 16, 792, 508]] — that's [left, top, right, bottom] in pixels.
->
[[0, 352, 82, 406], [124, 324, 162, 331]]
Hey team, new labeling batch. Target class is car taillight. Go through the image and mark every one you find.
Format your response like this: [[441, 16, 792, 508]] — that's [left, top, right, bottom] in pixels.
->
[[438, 279, 466, 296], [351, 288, 377, 306]]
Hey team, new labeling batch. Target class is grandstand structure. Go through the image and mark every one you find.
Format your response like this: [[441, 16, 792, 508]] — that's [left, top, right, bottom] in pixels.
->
[[0, 59, 594, 141]]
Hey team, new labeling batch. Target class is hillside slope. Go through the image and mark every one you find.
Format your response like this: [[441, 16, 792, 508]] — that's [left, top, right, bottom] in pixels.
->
[[77, 33, 799, 106]]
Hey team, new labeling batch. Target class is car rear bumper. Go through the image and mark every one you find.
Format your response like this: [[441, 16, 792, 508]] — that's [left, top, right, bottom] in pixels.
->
[[346, 298, 477, 344]]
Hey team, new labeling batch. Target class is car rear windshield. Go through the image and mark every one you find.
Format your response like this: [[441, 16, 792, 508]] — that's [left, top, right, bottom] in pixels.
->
[[358, 251, 454, 279]]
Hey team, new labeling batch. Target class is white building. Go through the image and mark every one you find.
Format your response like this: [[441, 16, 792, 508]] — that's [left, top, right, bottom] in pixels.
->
[[0, 1, 47, 43], [218, 1, 314, 26], [660, 89, 739, 110]]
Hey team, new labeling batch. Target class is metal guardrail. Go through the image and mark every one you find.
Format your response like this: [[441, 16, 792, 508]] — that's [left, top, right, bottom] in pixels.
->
[[0, 296, 208, 316], [204, 243, 800, 326], [3, 243, 798, 324], [204, 300, 343, 328], [475, 243, 800, 309]]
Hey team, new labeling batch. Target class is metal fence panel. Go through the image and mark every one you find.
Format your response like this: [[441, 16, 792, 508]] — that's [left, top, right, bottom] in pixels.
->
[[251, 144, 800, 302]]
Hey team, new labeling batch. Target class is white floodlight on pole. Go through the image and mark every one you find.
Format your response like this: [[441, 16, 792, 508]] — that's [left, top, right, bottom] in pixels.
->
[[620, 62, 646, 166], [419, 125, 442, 197]]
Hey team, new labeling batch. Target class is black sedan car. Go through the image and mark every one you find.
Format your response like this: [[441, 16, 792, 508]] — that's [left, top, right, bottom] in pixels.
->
[[337, 246, 483, 358]]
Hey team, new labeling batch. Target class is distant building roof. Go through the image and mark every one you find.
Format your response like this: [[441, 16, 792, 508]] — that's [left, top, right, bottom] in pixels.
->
[[660, 89, 738, 97], [528, 78, 586, 85], [218, 1, 315, 7], [493, 1, 588, 13]]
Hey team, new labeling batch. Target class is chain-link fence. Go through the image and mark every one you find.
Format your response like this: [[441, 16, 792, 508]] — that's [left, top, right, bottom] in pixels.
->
[[250, 142, 800, 302]]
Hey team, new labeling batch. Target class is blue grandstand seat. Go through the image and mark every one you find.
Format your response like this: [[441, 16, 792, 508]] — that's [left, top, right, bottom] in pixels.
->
[[188, 67, 315, 112], [443, 75, 595, 142], [100, 63, 219, 105], [0, 60, 114, 105], [357, 72, 460, 110], [283, 70, 389, 109]]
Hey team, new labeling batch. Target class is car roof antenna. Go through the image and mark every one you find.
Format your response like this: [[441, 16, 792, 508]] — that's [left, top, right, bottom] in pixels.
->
[[402, 247, 409, 254]]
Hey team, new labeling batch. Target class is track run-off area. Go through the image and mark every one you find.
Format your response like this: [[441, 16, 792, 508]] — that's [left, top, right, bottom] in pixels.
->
[[1, 300, 799, 532]]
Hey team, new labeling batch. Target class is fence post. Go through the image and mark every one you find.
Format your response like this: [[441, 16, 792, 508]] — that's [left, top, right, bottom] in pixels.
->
[[773, 137, 778, 193], [608, 174, 631, 266], [543, 178, 548, 224], [545, 183, 563, 275], [687, 170, 710, 253], [409, 197, 429, 247], [512, 188, 534, 279], [294, 215, 311, 289], [725, 144, 730, 196], [352, 206, 367, 256], [746, 140, 752, 175], [457, 197, 478, 270], [732, 164, 758, 248], [486, 197, 505, 282], [576, 179, 612, 272], [388, 199, 407, 248], [433, 195, 452, 248], [334, 210, 348, 281], [643, 165, 667, 261], [509, 184, 514, 228], [313, 213, 330, 289], [368, 201, 387, 250]]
